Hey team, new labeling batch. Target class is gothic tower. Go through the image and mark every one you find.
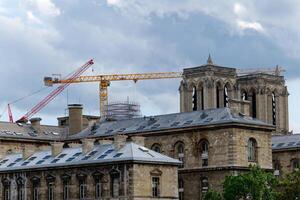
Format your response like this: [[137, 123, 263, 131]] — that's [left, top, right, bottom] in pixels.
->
[[179, 56, 289, 134]]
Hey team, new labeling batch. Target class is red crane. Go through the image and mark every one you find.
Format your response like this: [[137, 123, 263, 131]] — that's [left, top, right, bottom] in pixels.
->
[[15, 59, 94, 123], [7, 104, 14, 123]]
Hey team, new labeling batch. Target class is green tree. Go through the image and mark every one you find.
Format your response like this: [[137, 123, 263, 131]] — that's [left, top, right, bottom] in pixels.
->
[[278, 169, 300, 200], [223, 166, 278, 200], [203, 189, 222, 200]]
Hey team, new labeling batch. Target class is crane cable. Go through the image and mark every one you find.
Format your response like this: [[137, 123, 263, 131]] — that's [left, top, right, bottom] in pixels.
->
[[0, 86, 49, 120]]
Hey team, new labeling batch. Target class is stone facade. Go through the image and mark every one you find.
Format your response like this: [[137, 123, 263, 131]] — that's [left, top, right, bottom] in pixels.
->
[[179, 60, 288, 134], [0, 163, 178, 200], [141, 125, 273, 199]]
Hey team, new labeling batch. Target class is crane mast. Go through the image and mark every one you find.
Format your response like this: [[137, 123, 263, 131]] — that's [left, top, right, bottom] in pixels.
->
[[44, 72, 182, 117]]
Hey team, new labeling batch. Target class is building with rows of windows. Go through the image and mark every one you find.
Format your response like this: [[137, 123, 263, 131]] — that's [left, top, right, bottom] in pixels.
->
[[0, 135, 179, 200], [0, 57, 297, 200]]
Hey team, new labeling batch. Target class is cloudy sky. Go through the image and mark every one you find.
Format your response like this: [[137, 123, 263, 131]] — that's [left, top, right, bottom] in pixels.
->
[[0, 0, 299, 132]]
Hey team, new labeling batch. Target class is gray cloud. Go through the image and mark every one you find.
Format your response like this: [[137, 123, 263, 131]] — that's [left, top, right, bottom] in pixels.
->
[[0, 0, 299, 132]]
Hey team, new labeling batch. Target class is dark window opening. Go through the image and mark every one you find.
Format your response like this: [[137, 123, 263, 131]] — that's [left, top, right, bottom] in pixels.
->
[[200, 140, 209, 167], [179, 178, 184, 200], [201, 87, 204, 110], [79, 180, 87, 200], [152, 177, 160, 197], [48, 182, 54, 200], [272, 92, 276, 125], [252, 93, 257, 118], [192, 86, 198, 111], [248, 138, 257, 162], [216, 86, 220, 108]]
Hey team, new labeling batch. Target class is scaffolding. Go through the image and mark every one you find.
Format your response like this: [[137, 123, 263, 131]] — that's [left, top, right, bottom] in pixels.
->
[[104, 101, 141, 120]]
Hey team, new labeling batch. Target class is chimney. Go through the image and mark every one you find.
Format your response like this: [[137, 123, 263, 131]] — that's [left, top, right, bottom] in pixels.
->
[[229, 99, 250, 116], [114, 134, 128, 150], [30, 117, 42, 133], [68, 104, 83, 135], [51, 142, 64, 157], [81, 138, 95, 154], [131, 136, 145, 146], [22, 147, 36, 160]]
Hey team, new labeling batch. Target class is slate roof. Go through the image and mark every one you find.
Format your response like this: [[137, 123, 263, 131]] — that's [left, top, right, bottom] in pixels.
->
[[0, 142, 180, 172], [0, 121, 66, 140], [70, 108, 273, 139], [272, 134, 300, 151]]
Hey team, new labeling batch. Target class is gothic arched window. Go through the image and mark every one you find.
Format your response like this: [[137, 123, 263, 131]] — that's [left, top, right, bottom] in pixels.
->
[[201, 177, 209, 197], [175, 142, 185, 168], [272, 92, 276, 125], [199, 140, 209, 167], [248, 138, 257, 162], [192, 86, 198, 111], [224, 85, 229, 107], [178, 178, 184, 200], [110, 170, 120, 198], [291, 159, 300, 171]]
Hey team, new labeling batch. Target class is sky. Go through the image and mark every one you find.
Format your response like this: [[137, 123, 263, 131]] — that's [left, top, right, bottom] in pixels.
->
[[0, 0, 299, 132]]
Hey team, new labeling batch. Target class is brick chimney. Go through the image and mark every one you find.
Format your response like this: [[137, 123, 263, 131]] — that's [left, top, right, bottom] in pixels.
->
[[68, 104, 83, 135], [51, 142, 64, 157], [30, 117, 42, 133], [22, 147, 36, 160], [114, 134, 128, 150], [81, 138, 95, 154]]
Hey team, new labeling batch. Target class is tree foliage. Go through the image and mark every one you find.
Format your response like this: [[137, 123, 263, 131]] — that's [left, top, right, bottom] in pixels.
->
[[203, 189, 222, 200], [223, 166, 278, 200], [278, 169, 300, 200]]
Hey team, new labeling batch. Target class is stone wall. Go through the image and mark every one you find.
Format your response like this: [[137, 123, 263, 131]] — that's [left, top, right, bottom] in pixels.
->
[[0, 163, 178, 200]]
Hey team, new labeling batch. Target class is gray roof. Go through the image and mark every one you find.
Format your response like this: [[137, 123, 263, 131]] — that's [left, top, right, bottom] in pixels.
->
[[272, 134, 300, 150], [0, 121, 66, 141], [71, 108, 273, 139], [0, 142, 180, 172]]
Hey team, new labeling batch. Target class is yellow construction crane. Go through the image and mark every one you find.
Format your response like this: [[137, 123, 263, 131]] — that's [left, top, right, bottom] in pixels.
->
[[44, 72, 182, 116]]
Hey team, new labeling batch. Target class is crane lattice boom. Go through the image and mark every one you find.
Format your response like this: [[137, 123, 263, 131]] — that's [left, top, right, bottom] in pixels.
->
[[44, 71, 182, 117], [16, 59, 94, 123]]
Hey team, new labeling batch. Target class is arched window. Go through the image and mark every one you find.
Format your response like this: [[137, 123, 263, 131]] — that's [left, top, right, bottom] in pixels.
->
[[151, 144, 162, 153], [31, 176, 40, 200], [17, 177, 25, 200], [199, 140, 209, 167], [272, 92, 276, 125], [201, 87, 204, 110], [77, 173, 87, 200], [224, 85, 229, 107], [201, 177, 209, 197], [178, 178, 184, 200], [2, 178, 10, 200], [175, 142, 185, 168], [248, 138, 257, 162], [292, 159, 299, 171], [110, 170, 120, 198], [273, 160, 280, 177], [192, 86, 198, 111], [251, 91, 257, 118], [46, 174, 55, 200], [92, 172, 103, 199], [216, 86, 220, 108], [61, 174, 71, 200]]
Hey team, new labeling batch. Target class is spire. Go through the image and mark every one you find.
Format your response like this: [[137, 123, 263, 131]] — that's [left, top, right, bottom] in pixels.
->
[[207, 54, 213, 65]]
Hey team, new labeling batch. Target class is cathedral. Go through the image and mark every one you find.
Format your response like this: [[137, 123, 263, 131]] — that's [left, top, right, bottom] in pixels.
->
[[0, 56, 297, 200]]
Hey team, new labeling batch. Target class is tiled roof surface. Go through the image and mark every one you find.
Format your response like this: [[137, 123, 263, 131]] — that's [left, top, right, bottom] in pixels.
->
[[0, 142, 180, 172], [71, 108, 272, 139], [272, 134, 300, 150], [0, 121, 66, 140]]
